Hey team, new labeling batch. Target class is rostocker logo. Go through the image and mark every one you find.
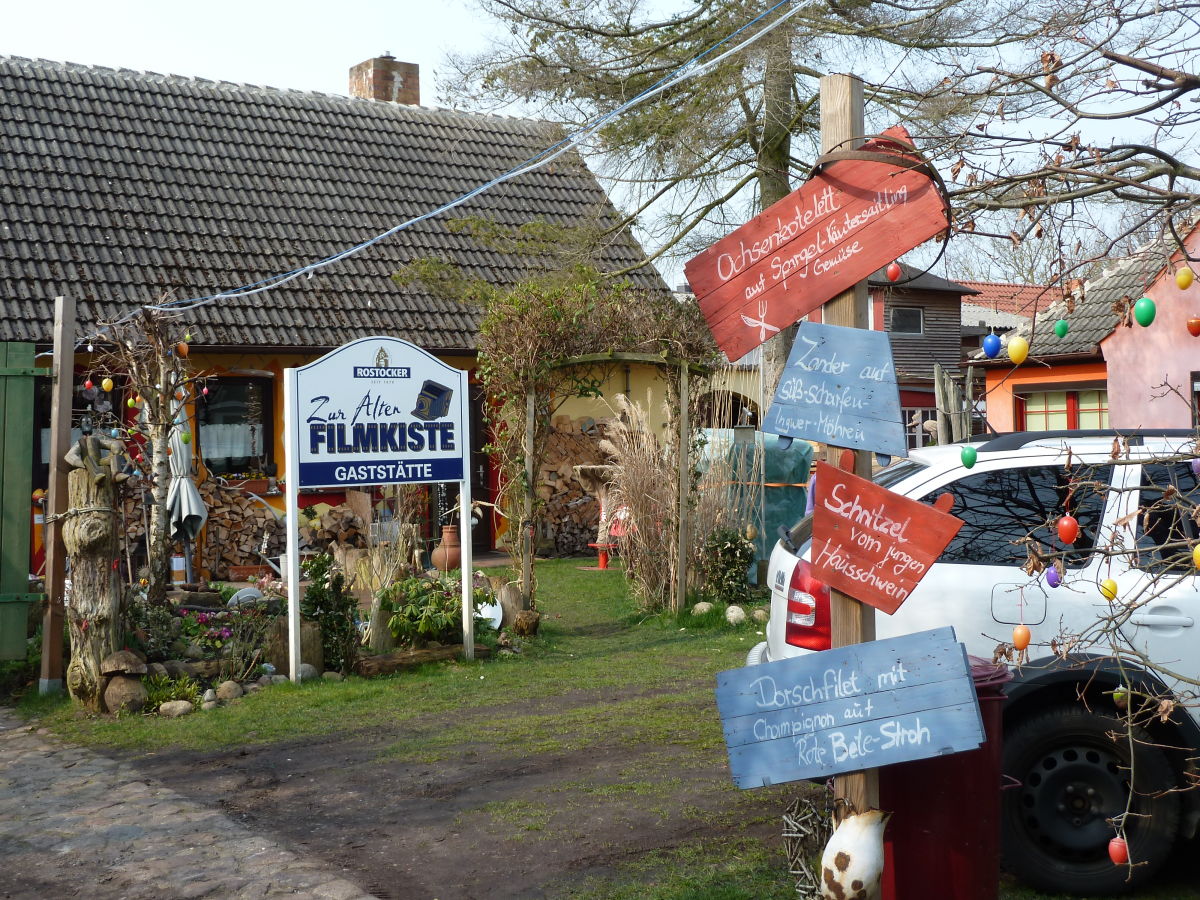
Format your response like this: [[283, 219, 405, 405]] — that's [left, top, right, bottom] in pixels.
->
[[353, 345, 411, 379]]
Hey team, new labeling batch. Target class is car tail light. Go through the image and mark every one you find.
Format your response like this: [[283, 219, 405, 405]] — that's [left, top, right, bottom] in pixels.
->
[[785, 558, 831, 651]]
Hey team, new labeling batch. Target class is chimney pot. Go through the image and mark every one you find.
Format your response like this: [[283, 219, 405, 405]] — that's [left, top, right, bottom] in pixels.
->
[[349, 56, 419, 105]]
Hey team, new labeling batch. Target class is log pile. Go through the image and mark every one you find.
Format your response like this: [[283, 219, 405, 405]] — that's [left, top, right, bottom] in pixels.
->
[[540, 416, 610, 556], [298, 503, 370, 555], [195, 480, 285, 580]]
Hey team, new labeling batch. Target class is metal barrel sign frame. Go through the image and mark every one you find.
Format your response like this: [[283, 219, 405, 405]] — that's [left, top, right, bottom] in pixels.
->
[[282, 337, 474, 681]]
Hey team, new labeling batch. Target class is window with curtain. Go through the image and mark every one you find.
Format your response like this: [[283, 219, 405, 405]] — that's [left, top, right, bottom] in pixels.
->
[[197, 377, 274, 476]]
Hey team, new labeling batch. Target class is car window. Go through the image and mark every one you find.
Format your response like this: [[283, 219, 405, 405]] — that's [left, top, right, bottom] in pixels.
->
[[920, 464, 1113, 567], [1135, 463, 1199, 572]]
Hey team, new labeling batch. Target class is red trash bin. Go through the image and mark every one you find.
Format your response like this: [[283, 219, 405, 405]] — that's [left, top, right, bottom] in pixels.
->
[[880, 657, 1012, 900]]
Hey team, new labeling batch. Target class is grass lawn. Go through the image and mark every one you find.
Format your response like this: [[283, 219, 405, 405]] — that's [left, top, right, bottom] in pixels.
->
[[15, 558, 1200, 899]]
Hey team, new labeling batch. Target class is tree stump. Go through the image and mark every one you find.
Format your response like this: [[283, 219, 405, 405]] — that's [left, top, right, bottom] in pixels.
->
[[62, 468, 121, 712]]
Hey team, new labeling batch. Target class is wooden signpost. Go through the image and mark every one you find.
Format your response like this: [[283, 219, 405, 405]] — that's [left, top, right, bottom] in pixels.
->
[[810, 460, 962, 615], [684, 126, 948, 362], [761, 321, 907, 459], [716, 627, 984, 788]]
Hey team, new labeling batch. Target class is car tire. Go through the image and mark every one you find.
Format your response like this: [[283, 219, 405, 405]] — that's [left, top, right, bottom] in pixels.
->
[[1002, 704, 1180, 895], [745, 641, 768, 666]]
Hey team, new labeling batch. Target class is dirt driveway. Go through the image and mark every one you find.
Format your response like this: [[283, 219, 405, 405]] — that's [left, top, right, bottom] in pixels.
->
[[123, 682, 796, 899]]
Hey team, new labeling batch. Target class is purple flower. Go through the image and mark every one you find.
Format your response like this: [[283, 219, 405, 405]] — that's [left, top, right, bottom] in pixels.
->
[[220, 627, 232, 639], [196, 612, 209, 624]]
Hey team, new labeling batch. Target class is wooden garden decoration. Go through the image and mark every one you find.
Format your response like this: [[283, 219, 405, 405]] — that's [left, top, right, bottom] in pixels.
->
[[684, 125, 950, 362]]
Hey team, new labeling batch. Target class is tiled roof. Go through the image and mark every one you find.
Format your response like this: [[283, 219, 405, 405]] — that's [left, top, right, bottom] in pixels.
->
[[957, 281, 1054, 317], [0, 56, 665, 350], [961, 302, 1026, 332], [970, 252, 1161, 361]]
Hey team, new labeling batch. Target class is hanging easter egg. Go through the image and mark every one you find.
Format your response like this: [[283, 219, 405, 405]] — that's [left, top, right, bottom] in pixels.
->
[[1192, 544, 1200, 569], [175, 389, 185, 401], [1045, 565, 1061, 588], [960, 446, 977, 469], [982, 333, 1001, 358], [176, 341, 190, 358], [886, 262, 902, 282], [1112, 685, 1129, 710], [1012, 624, 1031, 651], [185, 332, 193, 341], [110, 428, 120, 438], [180, 431, 192, 444], [166, 446, 173, 456], [1176, 267, 1195, 290], [202, 386, 209, 396], [83, 378, 93, 390], [1008, 335, 1029, 365], [1108, 835, 1128, 866], [101, 376, 114, 393], [1188, 318, 1200, 337], [1191, 458, 1200, 477], [126, 397, 137, 408], [1100, 578, 1119, 602], [1133, 296, 1156, 326], [1057, 515, 1079, 545], [1054, 319, 1069, 338], [86, 343, 94, 353]]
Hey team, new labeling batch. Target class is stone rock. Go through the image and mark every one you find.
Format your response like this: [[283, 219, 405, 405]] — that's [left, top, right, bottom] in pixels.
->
[[690, 601, 714, 616], [145, 662, 169, 678], [191, 659, 222, 680], [161, 659, 193, 678], [103, 675, 148, 714], [159, 700, 194, 717], [271, 674, 290, 685], [298, 663, 319, 681], [725, 605, 747, 626], [215, 680, 243, 701], [101, 650, 147, 676], [322, 671, 344, 682], [258, 674, 274, 687], [178, 591, 224, 608], [752, 608, 769, 624], [201, 701, 220, 711], [183, 643, 204, 661], [244, 682, 261, 693], [202, 689, 217, 703]]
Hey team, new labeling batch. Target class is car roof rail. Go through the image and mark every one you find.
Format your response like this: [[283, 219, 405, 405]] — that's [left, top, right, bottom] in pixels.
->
[[976, 429, 1195, 452]]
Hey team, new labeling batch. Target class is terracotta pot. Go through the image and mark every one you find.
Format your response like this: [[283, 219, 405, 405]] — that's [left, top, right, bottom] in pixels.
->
[[431, 525, 462, 572]]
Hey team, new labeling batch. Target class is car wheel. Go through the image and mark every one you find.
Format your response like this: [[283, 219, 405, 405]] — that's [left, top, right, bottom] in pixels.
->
[[1002, 704, 1180, 895], [745, 641, 768, 666]]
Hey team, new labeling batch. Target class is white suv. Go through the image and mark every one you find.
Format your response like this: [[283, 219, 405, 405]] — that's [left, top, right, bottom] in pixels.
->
[[748, 430, 1200, 895]]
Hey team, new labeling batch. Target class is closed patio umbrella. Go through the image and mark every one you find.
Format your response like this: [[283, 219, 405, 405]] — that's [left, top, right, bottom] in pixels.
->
[[166, 419, 207, 582]]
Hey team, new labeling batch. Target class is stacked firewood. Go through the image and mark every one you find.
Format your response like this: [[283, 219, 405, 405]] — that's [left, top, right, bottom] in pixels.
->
[[541, 416, 609, 556], [298, 503, 369, 554], [197, 480, 285, 579]]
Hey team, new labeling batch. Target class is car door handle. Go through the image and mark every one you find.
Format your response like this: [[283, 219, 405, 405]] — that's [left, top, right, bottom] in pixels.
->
[[1130, 613, 1194, 627]]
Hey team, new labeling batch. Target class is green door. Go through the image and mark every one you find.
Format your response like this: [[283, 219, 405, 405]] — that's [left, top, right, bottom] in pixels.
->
[[0, 343, 41, 660]]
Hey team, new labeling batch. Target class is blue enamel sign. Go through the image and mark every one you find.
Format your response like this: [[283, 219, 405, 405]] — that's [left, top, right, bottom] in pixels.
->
[[762, 321, 906, 458], [715, 627, 984, 788]]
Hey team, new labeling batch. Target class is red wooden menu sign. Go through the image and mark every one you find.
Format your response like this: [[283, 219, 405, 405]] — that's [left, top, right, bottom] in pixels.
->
[[684, 127, 949, 362], [810, 462, 962, 615]]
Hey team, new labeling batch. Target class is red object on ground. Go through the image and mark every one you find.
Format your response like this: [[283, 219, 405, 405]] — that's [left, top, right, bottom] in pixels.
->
[[881, 658, 1012, 900], [588, 542, 616, 570]]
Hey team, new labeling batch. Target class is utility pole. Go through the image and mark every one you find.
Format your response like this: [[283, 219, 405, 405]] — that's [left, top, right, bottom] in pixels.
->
[[819, 74, 879, 816]]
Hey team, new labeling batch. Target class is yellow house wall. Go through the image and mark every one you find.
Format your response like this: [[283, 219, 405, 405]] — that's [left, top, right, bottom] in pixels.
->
[[983, 361, 1108, 432]]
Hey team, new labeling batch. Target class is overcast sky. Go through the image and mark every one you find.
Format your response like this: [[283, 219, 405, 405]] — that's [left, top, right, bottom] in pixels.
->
[[2, 0, 495, 101]]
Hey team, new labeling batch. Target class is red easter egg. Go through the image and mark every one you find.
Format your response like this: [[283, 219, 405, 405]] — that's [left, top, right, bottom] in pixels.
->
[[1188, 317, 1200, 337], [886, 262, 902, 282], [1057, 515, 1079, 545], [1108, 835, 1128, 865]]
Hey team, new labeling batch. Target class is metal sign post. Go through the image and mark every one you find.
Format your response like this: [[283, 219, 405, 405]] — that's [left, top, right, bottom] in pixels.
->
[[282, 336, 473, 681]]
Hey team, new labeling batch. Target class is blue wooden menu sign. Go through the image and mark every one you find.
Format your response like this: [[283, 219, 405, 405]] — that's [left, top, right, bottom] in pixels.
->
[[715, 627, 984, 788], [761, 321, 906, 459]]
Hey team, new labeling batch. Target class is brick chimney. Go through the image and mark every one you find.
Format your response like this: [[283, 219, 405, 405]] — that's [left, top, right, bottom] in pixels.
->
[[349, 54, 419, 105]]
